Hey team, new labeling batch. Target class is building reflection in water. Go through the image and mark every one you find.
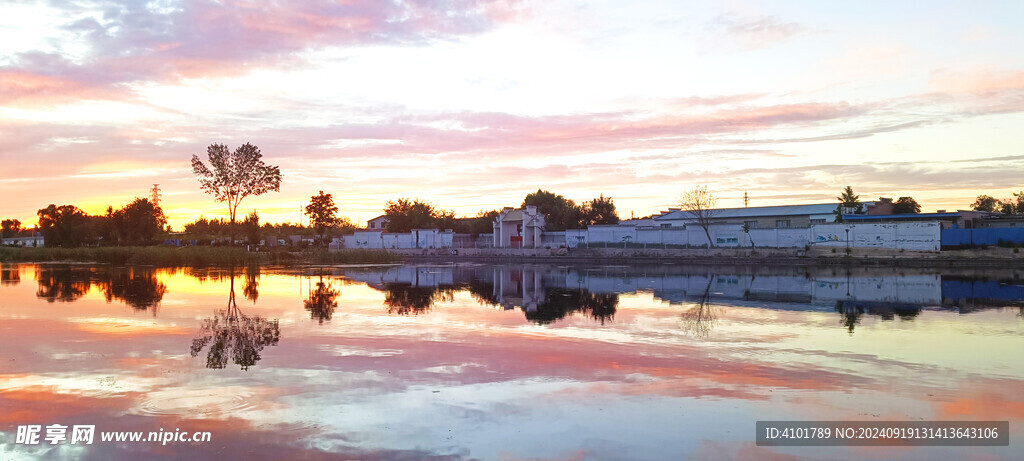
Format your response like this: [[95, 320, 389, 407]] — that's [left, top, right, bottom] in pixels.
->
[[190, 269, 280, 370], [349, 266, 620, 324], [17, 262, 1024, 337], [342, 264, 1024, 330]]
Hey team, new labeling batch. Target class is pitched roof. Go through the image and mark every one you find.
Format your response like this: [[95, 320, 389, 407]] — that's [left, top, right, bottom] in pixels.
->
[[501, 210, 523, 221], [841, 212, 962, 221], [655, 203, 837, 220]]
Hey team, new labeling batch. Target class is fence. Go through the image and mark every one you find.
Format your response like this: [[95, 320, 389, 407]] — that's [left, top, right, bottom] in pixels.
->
[[337, 222, 943, 251], [565, 222, 941, 251], [451, 233, 495, 248], [941, 228, 1024, 247]]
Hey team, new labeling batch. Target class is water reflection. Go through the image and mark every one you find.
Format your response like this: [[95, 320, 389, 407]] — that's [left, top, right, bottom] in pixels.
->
[[305, 273, 340, 323], [190, 271, 280, 370], [102, 269, 167, 312], [680, 279, 715, 337], [836, 301, 921, 333], [35, 265, 93, 302], [1, 263, 19, 286], [243, 265, 260, 303], [383, 284, 455, 315], [529, 289, 617, 324], [34, 265, 166, 311], [4, 262, 1024, 460], [13, 263, 1024, 332], [340, 265, 1024, 330]]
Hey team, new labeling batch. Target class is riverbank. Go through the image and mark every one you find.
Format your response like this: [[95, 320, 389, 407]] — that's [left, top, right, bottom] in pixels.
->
[[0, 246, 400, 266]]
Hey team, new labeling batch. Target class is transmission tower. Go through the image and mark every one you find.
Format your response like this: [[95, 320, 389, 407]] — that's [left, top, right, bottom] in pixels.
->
[[150, 184, 162, 207]]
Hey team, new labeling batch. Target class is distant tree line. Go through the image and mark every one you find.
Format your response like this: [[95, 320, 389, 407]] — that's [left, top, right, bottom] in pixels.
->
[[23, 198, 168, 248], [379, 190, 620, 234], [832, 186, 922, 222], [7, 138, 627, 246], [972, 193, 1024, 214], [522, 189, 619, 231], [380, 198, 498, 235], [2, 199, 169, 247], [1, 219, 23, 238], [181, 213, 357, 246], [892, 196, 922, 214]]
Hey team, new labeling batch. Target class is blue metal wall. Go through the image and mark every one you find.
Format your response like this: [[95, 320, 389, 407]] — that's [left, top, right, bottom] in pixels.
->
[[941, 228, 1024, 247]]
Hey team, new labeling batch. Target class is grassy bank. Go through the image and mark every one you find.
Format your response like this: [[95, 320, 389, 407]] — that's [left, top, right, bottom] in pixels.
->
[[0, 246, 402, 266]]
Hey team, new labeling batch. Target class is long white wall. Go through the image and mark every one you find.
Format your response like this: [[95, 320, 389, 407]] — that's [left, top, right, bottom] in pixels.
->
[[341, 229, 454, 249], [568, 222, 941, 251], [338, 221, 941, 251]]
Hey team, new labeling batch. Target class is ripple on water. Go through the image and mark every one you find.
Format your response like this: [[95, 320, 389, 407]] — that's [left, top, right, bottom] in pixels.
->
[[138, 389, 256, 417]]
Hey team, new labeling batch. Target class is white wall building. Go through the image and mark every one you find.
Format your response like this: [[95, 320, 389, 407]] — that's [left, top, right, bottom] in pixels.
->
[[1, 235, 45, 247], [493, 206, 545, 248], [367, 215, 389, 230]]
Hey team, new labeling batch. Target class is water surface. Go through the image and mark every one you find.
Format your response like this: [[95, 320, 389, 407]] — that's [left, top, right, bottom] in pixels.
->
[[1, 262, 1022, 459]]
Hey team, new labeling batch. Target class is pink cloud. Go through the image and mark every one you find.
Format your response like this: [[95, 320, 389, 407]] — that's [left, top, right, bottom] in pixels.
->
[[0, 0, 526, 105], [0, 69, 124, 106], [930, 68, 1024, 96], [706, 12, 809, 51]]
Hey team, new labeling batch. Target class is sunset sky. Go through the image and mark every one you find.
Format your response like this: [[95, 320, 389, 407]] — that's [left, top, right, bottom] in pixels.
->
[[2, 0, 1024, 228]]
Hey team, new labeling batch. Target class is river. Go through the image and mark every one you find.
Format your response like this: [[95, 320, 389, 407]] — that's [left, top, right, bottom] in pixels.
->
[[1, 262, 1022, 459]]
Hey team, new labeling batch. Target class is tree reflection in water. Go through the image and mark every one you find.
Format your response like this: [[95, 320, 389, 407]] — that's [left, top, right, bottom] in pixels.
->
[[34, 265, 166, 312], [382, 284, 455, 315], [527, 289, 618, 325], [243, 265, 259, 303], [680, 279, 716, 337], [376, 277, 618, 324], [102, 268, 167, 314], [305, 273, 340, 324], [836, 301, 920, 334], [465, 278, 500, 306], [35, 266, 95, 302], [191, 271, 280, 370], [1, 264, 19, 286]]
